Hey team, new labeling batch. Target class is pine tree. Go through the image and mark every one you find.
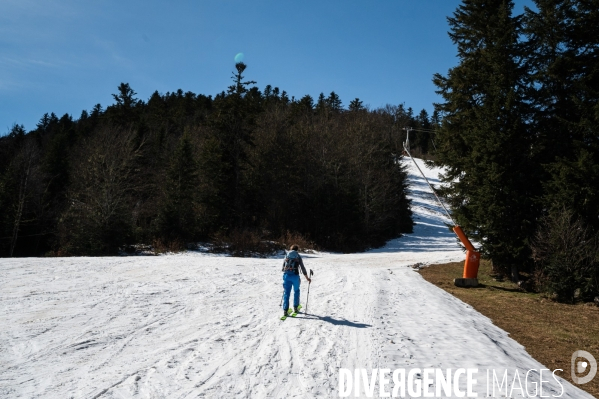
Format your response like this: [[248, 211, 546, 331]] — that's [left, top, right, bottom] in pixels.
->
[[211, 62, 258, 227], [43, 115, 73, 199], [348, 98, 364, 112], [326, 91, 343, 112], [433, 0, 537, 277], [109, 83, 141, 126], [521, 0, 599, 299], [228, 62, 256, 95], [112, 82, 139, 109], [315, 93, 327, 115], [414, 109, 431, 154], [155, 133, 200, 242], [524, 0, 599, 230]]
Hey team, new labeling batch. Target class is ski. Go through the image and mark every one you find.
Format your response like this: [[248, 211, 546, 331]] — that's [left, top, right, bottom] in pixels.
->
[[290, 304, 302, 317], [280, 305, 302, 320], [281, 308, 293, 320]]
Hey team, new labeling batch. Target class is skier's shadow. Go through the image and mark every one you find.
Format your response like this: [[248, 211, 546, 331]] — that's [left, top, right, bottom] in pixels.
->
[[299, 314, 371, 328]]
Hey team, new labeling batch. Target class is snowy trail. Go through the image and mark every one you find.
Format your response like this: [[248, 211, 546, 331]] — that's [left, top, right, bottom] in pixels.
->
[[0, 159, 594, 398]]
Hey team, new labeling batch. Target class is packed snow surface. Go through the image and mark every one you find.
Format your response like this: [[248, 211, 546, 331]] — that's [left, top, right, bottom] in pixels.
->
[[0, 159, 593, 398]]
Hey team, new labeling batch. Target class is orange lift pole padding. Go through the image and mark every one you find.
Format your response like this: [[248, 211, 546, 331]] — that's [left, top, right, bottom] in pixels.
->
[[453, 226, 475, 252], [453, 226, 481, 279]]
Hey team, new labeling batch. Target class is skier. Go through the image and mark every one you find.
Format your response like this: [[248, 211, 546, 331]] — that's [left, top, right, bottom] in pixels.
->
[[282, 244, 311, 318]]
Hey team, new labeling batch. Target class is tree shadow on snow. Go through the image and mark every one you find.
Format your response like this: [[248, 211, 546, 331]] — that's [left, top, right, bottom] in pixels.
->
[[298, 314, 371, 328]]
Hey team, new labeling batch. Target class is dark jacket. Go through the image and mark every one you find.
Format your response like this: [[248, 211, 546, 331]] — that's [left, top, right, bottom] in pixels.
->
[[282, 250, 307, 276]]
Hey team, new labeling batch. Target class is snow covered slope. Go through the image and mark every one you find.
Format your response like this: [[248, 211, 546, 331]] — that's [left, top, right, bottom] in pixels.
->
[[0, 159, 594, 398]]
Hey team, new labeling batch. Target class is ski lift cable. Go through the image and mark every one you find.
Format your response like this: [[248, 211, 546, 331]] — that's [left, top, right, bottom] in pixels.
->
[[401, 126, 439, 155], [402, 128, 482, 284], [402, 128, 456, 226], [402, 128, 482, 285], [404, 127, 438, 133]]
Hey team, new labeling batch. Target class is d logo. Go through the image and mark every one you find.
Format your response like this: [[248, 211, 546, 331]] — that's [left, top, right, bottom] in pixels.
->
[[571, 350, 597, 384]]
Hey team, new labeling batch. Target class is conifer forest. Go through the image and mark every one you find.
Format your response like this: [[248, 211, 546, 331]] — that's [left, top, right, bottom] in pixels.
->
[[434, 0, 599, 301], [0, 63, 420, 258]]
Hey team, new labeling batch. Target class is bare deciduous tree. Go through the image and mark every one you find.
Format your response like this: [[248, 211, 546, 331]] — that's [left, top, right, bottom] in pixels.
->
[[59, 127, 145, 254]]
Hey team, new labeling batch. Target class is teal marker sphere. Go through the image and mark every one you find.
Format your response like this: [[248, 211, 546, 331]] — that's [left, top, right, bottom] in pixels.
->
[[234, 53, 244, 63]]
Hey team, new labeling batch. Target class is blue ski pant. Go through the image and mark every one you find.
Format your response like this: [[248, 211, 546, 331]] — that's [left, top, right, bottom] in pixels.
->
[[282, 272, 301, 310]]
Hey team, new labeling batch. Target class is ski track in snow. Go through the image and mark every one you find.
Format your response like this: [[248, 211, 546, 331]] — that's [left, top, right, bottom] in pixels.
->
[[0, 159, 594, 399]]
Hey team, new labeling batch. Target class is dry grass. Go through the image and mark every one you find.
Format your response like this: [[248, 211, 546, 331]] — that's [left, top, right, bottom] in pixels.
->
[[151, 238, 186, 254], [419, 259, 599, 398], [211, 229, 283, 257], [276, 230, 318, 252]]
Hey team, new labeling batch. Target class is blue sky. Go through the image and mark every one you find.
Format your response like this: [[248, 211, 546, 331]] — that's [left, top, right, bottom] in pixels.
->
[[0, 0, 534, 133]]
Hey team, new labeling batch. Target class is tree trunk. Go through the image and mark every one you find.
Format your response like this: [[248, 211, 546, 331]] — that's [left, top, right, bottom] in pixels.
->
[[10, 145, 34, 257]]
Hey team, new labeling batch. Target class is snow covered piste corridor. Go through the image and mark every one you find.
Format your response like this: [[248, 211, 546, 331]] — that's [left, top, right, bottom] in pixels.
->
[[1, 159, 592, 398]]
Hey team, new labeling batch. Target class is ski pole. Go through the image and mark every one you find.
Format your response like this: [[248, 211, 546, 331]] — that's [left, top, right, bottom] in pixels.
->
[[305, 269, 314, 314]]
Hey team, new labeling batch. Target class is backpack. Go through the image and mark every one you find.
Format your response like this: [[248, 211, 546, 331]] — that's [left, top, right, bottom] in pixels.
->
[[282, 250, 300, 274]]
